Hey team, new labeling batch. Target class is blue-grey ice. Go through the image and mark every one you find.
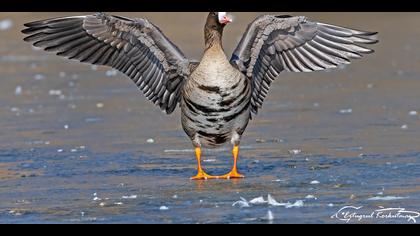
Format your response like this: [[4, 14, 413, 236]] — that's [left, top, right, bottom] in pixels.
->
[[122, 195, 137, 199], [339, 108, 353, 114], [14, 86, 22, 96], [159, 206, 169, 210], [249, 196, 267, 204], [409, 111, 418, 116], [232, 197, 250, 208], [367, 196, 409, 201]]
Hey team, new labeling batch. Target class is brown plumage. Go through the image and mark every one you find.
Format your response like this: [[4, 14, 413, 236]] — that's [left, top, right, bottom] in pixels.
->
[[22, 12, 378, 180]]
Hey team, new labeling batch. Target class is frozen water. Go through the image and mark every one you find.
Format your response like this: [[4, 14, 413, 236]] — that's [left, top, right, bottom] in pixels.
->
[[285, 200, 304, 208], [267, 194, 285, 206], [122, 195, 137, 199], [408, 111, 417, 116], [14, 86, 22, 96], [339, 108, 353, 114], [232, 197, 250, 208], [34, 74, 45, 81], [367, 196, 409, 201], [249, 196, 267, 204], [49, 90, 62, 96], [288, 149, 302, 155]]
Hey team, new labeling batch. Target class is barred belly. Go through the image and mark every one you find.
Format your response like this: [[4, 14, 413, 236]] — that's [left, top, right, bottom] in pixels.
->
[[181, 70, 251, 148]]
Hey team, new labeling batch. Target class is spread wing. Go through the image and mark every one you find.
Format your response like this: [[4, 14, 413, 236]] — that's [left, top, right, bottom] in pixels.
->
[[22, 13, 194, 114], [230, 15, 378, 116]]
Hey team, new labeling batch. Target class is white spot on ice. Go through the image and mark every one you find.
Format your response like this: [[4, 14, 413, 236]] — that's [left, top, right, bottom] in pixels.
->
[[367, 196, 409, 201], [146, 138, 155, 144], [267, 194, 285, 206], [409, 111, 418, 116], [310, 180, 320, 185], [49, 90, 62, 96], [266, 210, 274, 221], [305, 195, 317, 200], [159, 206, 169, 210], [285, 200, 304, 208], [122, 195, 137, 199], [272, 179, 286, 182], [34, 74, 45, 81], [14, 86, 22, 96], [339, 108, 353, 114], [232, 197, 250, 208], [249, 196, 267, 204], [288, 149, 302, 155], [401, 124, 408, 130], [96, 103, 104, 108]]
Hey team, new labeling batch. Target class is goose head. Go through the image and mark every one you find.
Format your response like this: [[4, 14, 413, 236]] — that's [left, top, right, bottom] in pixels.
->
[[206, 12, 232, 30], [204, 12, 232, 49]]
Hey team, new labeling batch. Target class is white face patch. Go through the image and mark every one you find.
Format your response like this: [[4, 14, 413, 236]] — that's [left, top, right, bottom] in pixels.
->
[[218, 12, 227, 23]]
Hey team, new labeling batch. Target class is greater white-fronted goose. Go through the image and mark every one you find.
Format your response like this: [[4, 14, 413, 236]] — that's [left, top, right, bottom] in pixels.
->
[[22, 12, 378, 180]]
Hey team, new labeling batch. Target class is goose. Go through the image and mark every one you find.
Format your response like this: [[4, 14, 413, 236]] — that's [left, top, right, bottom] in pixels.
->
[[22, 12, 378, 180]]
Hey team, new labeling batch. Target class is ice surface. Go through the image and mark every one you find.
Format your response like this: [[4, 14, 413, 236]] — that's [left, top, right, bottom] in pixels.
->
[[288, 149, 302, 155], [34, 74, 45, 81], [49, 90, 62, 96], [285, 200, 304, 208], [14, 86, 22, 96], [267, 194, 285, 206], [232, 197, 250, 208], [159, 206, 169, 210], [122, 195, 137, 199], [249, 196, 267, 204], [339, 109, 353, 114], [408, 111, 417, 116], [266, 210, 274, 221], [367, 196, 409, 201]]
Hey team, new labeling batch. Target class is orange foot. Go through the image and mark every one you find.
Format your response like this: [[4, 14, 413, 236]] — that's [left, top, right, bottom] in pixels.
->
[[190, 170, 217, 180], [190, 170, 245, 180], [218, 169, 245, 179]]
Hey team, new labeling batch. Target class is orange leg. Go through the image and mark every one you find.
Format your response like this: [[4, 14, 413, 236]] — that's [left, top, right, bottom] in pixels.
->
[[219, 145, 245, 179], [190, 146, 245, 180], [190, 147, 214, 180]]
